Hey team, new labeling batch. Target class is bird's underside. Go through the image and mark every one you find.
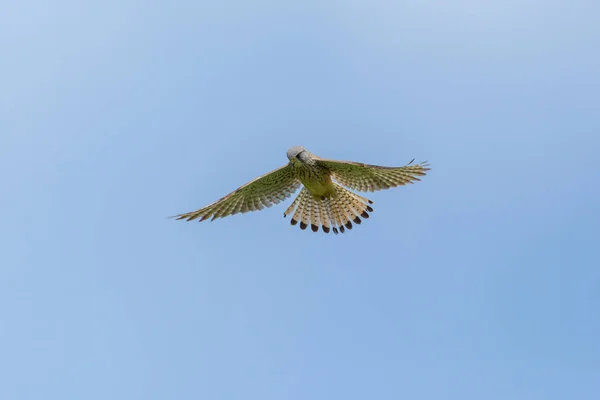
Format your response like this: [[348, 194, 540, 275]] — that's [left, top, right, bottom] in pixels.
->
[[173, 147, 430, 234]]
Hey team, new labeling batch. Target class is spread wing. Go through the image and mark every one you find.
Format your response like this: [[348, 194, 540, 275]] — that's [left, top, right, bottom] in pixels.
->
[[316, 158, 430, 192], [173, 164, 301, 221]]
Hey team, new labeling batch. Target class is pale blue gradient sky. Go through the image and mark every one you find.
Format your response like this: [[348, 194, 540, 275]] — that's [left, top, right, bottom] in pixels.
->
[[1, 1, 599, 399]]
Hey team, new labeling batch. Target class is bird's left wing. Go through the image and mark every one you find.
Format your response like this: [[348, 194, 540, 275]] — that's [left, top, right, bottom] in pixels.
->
[[173, 164, 300, 221], [317, 158, 430, 192]]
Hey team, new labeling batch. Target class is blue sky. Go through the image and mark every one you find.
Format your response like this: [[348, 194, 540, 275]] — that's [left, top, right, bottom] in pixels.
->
[[1, 1, 599, 399]]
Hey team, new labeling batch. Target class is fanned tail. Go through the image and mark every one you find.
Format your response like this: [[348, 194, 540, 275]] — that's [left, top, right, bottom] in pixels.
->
[[283, 185, 374, 234]]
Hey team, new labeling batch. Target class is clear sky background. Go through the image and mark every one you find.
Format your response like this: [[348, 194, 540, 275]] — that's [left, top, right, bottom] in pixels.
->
[[1, 1, 599, 399]]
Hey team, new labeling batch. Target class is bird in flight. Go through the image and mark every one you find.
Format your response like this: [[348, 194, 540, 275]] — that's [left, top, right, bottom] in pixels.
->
[[173, 146, 429, 234]]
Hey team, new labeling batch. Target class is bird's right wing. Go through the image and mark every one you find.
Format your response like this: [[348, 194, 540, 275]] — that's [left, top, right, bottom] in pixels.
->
[[173, 164, 301, 221], [317, 158, 430, 192]]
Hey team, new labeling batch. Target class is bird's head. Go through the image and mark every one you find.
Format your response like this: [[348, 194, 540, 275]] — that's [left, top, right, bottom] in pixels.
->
[[287, 146, 310, 165]]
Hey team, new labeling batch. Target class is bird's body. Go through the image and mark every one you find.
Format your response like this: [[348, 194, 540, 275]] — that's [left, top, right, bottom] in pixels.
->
[[288, 148, 334, 198], [174, 146, 429, 234]]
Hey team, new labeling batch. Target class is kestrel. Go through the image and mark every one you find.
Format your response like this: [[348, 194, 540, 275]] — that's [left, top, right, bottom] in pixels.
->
[[174, 146, 429, 234]]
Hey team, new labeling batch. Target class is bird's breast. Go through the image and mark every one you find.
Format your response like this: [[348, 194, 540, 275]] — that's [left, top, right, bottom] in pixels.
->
[[295, 165, 335, 198]]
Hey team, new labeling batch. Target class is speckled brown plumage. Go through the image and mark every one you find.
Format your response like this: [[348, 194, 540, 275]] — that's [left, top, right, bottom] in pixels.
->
[[173, 146, 429, 234]]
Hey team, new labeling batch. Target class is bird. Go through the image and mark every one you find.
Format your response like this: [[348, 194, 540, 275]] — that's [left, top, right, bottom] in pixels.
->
[[173, 146, 429, 234]]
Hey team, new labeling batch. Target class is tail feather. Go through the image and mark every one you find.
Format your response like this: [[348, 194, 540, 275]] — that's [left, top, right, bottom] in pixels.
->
[[309, 196, 321, 232], [328, 196, 343, 234], [283, 195, 299, 218], [333, 185, 367, 232], [336, 192, 355, 231], [319, 201, 331, 233], [338, 185, 372, 225], [289, 189, 307, 226], [283, 184, 374, 234], [323, 197, 337, 233], [335, 186, 357, 228], [300, 192, 311, 230]]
